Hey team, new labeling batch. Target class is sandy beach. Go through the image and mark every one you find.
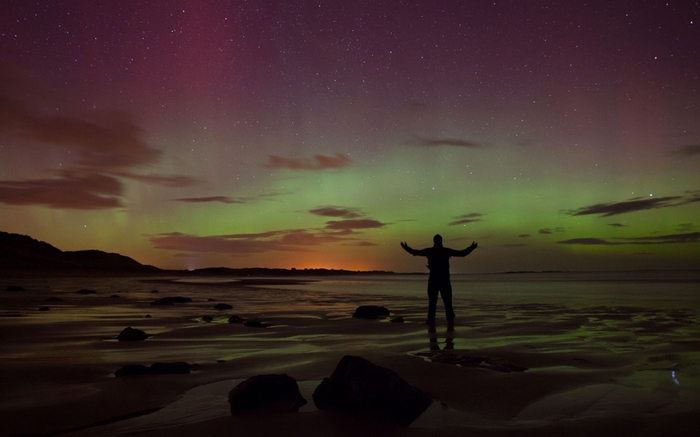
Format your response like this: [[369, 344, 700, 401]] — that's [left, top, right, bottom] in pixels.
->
[[1, 273, 699, 436]]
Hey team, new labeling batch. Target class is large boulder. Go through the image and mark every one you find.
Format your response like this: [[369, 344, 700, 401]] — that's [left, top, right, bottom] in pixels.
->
[[352, 305, 390, 319], [228, 374, 307, 413], [117, 327, 149, 341], [312, 355, 432, 425]]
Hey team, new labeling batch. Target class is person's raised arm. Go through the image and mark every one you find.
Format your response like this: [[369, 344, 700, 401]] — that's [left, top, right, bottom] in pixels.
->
[[451, 241, 478, 257], [400, 241, 423, 256]]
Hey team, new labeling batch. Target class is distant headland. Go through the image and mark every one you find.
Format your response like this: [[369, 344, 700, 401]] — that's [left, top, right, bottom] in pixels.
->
[[0, 231, 396, 277]]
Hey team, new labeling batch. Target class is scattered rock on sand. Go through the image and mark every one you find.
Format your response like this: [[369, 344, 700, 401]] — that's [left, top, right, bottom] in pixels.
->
[[213, 303, 233, 310], [313, 355, 432, 425], [117, 327, 150, 341], [76, 289, 97, 295], [228, 374, 307, 413], [150, 296, 192, 305], [244, 320, 269, 328], [6, 286, 25, 291], [352, 305, 390, 319], [228, 315, 244, 324], [415, 350, 528, 373], [115, 362, 192, 377]]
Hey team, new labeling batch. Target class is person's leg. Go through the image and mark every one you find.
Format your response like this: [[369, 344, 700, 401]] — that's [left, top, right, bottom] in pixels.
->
[[441, 279, 455, 322], [427, 280, 438, 323]]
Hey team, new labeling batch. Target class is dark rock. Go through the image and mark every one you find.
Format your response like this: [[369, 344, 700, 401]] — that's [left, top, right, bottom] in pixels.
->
[[76, 289, 97, 295], [44, 297, 61, 302], [114, 364, 150, 376], [151, 289, 159, 293], [114, 362, 192, 377], [244, 320, 269, 328], [117, 327, 149, 341], [150, 296, 192, 305], [213, 303, 233, 310], [352, 305, 390, 319], [38, 307, 50, 311], [312, 355, 432, 425], [217, 359, 226, 363], [109, 294, 120, 298], [202, 316, 213, 322], [390, 317, 405, 323], [6, 286, 25, 291], [228, 374, 307, 413], [228, 315, 244, 324], [145, 314, 152, 318], [207, 298, 215, 301]]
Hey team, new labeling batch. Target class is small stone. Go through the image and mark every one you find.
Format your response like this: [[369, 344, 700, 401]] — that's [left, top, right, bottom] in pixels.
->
[[117, 327, 149, 341], [244, 320, 269, 328], [213, 303, 233, 310], [228, 315, 244, 324]]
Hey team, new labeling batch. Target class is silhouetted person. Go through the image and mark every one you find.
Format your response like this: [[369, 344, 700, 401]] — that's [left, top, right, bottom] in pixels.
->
[[401, 235, 477, 329]]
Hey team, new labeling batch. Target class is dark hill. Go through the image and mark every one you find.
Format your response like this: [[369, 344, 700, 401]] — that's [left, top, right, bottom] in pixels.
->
[[0, 231, 160, 273]]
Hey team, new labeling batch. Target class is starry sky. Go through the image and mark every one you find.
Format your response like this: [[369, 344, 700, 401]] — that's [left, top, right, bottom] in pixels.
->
[[1, 1, 698, 273]]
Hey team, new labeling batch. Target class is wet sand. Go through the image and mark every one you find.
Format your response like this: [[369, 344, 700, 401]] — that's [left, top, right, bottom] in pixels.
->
[[1, 274, 699, 436]]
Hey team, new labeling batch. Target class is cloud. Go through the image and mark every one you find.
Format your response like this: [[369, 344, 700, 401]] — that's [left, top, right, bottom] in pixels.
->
[[669, 144, 700, 157], [0, 171, 123, 209], [408, 136, 484, 148], [556, 238, 620, 246], [120, 173, 199, 187], [539, 227, 565, 234], [0, 65, 197, 209], [309, 206, 362, 219], [149, 226, 376, 256], [563, 192, 700, 217], [266, 153, 352, 170], [448, 213, 483, 226], [324, 219, 387, 231], [676, 223, 695, 232], [171, 191, 285, 205], [172, 196, 247, 204], [557, 232, 700, 246]]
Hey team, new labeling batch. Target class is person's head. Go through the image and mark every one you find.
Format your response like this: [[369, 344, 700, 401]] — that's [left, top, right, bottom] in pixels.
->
[[433, 234, 443, 246]]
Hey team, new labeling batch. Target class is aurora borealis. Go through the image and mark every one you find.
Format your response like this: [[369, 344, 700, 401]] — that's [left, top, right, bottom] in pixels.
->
[[1, 1, 698, 273]]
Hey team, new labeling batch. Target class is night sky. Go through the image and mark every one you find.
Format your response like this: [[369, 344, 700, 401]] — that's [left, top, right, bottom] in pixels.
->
[[1, 1, 698, 273]]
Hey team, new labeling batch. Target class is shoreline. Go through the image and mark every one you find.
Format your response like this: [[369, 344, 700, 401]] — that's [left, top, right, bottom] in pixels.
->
[[1, 274, 699, 436]]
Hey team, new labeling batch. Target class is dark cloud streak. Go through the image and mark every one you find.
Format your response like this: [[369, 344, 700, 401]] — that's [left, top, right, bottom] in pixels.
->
[[266, 153, 352, 170]]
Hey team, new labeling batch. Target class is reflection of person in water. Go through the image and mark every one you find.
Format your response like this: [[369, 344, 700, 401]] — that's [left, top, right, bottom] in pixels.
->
[[401, 235, 477, 329]]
